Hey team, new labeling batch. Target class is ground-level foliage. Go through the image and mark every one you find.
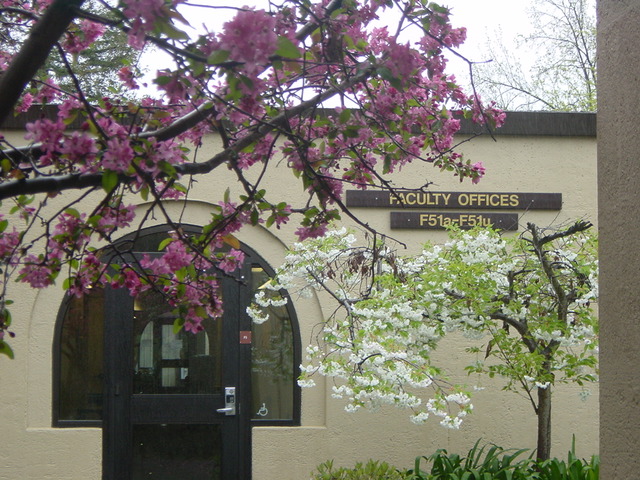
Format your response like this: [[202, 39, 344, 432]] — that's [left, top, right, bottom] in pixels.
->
[[310, 439, 599, 479]]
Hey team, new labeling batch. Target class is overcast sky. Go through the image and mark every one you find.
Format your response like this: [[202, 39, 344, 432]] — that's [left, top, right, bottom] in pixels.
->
[[176, 1, 531, 54], [147, 1, 533, 90], [181, 1, 530, 69], [436, 1, 532, 82]]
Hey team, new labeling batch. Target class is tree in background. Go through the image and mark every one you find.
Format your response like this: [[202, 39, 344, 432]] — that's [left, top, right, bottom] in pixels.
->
[[0, 0, 504, 358], [250, 222, 598, 459], [472, 0, 596, 111], [1, 0, 141, 102]]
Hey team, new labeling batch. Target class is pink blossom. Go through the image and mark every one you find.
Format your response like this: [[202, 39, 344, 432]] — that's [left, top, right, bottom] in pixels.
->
[[123, 0, 169, 48], [68, 253, 103, 298], [16, 93, 33, 113], [471, 162, 486, 184], [0, 50, 13, 71], [385, 41, 420, 80], [60, 131, 98, 165], [155, 70, 194, 103], [184, 315, 204, 333], [119, 267, 147, 296], [97, 204, 136, 231], [25, 118, 65, 152], [210, 201, 252, 243], [140, 254, 171, 276], [295, 224, 328, 241], [161, 241, 193, 271], [237, 134, 274, 169], [218, 9, 279, 76], [57, 97, 83, 121], [102, 137, 134, 173], [274, 204, 292, 228], [138, 139, 184, 177], [34, 0, 53, 10], [0, 229, 20, 259], [34, 79, 59, 103], [96, 117, 129, 137], [118, 66, 139, 90], [63, 20, 106, 53], [315, 171, 343, 204], [19, 255, 57, 289], [218, 249, 245, 273], [50, 212, 89, 251]]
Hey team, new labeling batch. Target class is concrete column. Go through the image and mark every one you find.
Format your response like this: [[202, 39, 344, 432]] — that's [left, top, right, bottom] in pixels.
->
[[598, 1, 640, 477]]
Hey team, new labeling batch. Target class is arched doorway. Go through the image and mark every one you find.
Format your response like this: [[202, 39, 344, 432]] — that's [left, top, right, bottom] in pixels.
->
[[52, 225, 300, 479]]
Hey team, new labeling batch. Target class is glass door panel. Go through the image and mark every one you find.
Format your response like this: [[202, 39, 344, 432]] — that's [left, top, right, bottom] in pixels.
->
[[250, 267, 294, 420], [133, 290, 222, 395]]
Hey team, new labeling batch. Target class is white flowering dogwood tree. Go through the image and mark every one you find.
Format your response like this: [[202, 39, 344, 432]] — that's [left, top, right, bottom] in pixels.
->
[[249, 221, 598, 459], [0, 0, 504, 357]]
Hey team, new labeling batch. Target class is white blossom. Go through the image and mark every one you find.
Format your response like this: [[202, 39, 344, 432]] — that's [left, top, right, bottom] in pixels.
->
[[248, 225, 598, 431]]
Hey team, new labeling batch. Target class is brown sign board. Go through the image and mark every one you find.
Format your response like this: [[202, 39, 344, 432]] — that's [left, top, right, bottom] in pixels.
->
[[346, 190, 562, 210], [391, 212, 519, 230]]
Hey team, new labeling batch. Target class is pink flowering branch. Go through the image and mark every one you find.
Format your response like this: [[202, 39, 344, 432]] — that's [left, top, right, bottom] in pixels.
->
[[0, 63, 375, 201], [0, 0, 506, 349]]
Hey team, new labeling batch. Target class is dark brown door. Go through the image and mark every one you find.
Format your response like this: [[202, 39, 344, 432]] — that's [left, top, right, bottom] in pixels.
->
[[103, 270, 250, 479]]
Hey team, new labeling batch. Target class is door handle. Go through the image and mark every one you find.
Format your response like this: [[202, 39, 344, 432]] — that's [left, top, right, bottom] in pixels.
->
[[216, 387, 236, 416]]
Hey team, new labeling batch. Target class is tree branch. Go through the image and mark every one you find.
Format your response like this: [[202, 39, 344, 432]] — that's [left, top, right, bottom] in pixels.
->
[[527, 221, 592, 330], [0, 0, 85, 125], [489, 312, 537, 353], [0, 64, 375, 201], [534, 220, 592, 246]]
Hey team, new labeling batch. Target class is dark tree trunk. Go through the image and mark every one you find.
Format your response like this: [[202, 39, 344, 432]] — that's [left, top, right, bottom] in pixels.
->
[[0, 0, 85, 124], [536, 385, 552, 460]]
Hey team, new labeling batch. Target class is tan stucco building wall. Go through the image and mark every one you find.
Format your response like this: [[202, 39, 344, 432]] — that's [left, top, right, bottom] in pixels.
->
[[0, 112, 598, 479]]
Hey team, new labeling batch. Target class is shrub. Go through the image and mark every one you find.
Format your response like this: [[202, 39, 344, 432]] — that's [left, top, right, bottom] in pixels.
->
[[535, 438, 599, 480], [310, 439, 600, 480], [408, 440, 533, 480], [310, 460, 406, 480]]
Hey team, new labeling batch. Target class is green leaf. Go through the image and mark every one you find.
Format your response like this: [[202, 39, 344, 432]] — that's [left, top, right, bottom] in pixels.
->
[[376, 66, 404, 90], [0, 340, 14, 359], [172, 183, 188, 194], [343, 125, 361, 138], [207, 49, 230, 65], [1, 309, 11, 328], [102, 171, 119, 193], [64, 208, 81, 218], [250, 209, 260, 225], [222, 234, 240, 249], [175, 267, 186, 282], [173, 317, 185, 334], [157, 237, 173, 251], [158, 161, 177, 178], [62, 276, 74, 291], [1, 158, 12, 173], [275, 36, 301, 59], [338, 108, 352, 124], [383, 155, 392, 174], [153, 74, 174, 86], [156, 21, 189, 41]]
